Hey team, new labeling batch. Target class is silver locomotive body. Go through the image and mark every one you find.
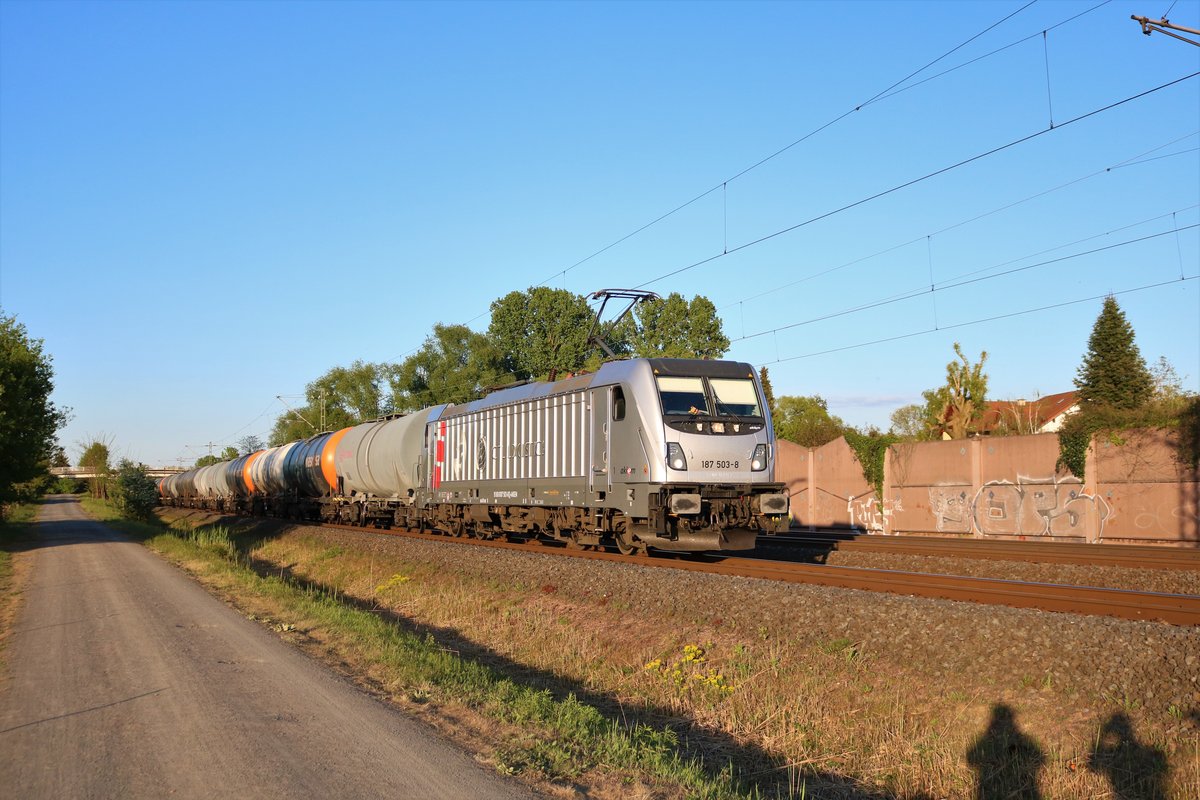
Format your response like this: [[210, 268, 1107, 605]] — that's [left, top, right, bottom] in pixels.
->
[[425, 358, 789, 551]]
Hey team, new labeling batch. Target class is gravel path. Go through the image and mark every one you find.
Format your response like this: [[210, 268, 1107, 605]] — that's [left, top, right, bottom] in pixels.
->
[[0, 499, 536, 800]]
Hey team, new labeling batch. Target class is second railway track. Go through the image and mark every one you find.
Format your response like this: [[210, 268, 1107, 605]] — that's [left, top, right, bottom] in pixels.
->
[[761, 531, 1200, 570]]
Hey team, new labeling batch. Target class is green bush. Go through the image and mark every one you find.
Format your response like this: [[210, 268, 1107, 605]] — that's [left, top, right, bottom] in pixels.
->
[[52, 476, 84, 494], [1057, 395, 1200, 480], [108, 460, 160, 520], [844, 427, 900, 499]]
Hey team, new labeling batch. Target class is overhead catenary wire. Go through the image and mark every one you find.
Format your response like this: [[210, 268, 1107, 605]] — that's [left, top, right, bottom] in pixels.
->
[[730, 220, 1199, 344], [758, 275, 1198, 365], [383, 1, 1128, 368], [867, 0, 1112, 106], [720, 133, 1200, 311], [633, 72, 1200, 290], [529, 0, 1050, 290]]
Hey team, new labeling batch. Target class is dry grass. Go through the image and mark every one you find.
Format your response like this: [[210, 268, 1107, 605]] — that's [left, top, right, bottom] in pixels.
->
[[0, 502, 39, 686], [234, 526, 1199, 799]]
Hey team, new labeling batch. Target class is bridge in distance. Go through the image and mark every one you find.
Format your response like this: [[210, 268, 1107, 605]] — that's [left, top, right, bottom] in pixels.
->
[[51, 466, 186, 480]]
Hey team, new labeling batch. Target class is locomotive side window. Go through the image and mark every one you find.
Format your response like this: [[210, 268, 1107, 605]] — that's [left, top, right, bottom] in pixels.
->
[[657, 376, 709, 416], [613, 386, 626, 421], [709, 378, 762, 418]]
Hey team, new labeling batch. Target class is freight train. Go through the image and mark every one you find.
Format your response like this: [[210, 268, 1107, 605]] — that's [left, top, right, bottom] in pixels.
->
[[159, 357, 790, 553]]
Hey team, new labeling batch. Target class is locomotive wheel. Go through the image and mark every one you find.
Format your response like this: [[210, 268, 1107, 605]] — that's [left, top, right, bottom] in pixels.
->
[[614, 528, 646, 556], [448, 518, 466, 537]]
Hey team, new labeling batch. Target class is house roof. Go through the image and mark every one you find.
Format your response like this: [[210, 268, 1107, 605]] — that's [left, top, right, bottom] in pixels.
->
[[979, 390, 1078, 433]]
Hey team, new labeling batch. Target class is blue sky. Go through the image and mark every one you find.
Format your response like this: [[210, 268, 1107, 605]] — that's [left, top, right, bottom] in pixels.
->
[[2, 0, 1197, 467]]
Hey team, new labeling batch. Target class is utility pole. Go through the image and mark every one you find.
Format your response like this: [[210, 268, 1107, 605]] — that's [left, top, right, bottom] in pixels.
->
[[1131, 15, 1200, 46]]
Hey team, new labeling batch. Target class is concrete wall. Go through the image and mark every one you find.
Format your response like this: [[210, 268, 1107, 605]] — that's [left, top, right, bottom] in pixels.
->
[[1094, 429, 1199, 544], [776, 438, 871, 529], [774, 429, 1198, 545]]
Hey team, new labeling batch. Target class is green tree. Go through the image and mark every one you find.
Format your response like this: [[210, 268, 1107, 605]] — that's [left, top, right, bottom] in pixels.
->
[[78, 437, 112, 499], [921, 343, 988, 439], [108, 460, 159, 520], [773, 395, 846, 447], [759, 366, 776, 420], [1074, 296, 1152, 410], [488, 287, 599, 380], [889, 403, 928, 440], [0, 313, 70, 515], [392, 323, 510, 410], [237, 435, 265, 455], [270, 360, 393, 445], [627, 293, 729, 359]]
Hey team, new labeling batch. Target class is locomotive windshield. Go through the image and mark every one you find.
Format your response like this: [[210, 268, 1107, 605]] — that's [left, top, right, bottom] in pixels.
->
[[656, 375, 762, 421], [710, 378, 761, 417], [657, 377, 709, 415]]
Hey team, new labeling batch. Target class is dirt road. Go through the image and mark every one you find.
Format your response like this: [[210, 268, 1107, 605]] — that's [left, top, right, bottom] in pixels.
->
[[0, 496, 535, 799]]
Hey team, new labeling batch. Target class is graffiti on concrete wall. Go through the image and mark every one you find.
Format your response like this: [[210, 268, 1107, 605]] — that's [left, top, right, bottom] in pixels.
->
[[848, 493, 902, 533], [927, 476, 1112, 538], [929, 488, 972, 533]]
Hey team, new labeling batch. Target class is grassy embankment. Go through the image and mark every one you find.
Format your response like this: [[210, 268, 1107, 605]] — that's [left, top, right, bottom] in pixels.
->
[[0, 502, 39, 677], [85, 498, 1199, 799]]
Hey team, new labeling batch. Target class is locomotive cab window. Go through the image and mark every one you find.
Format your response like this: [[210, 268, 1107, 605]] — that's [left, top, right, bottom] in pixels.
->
[[657, 376, 709, 416], [709, 378, 762, 418], [613, 386, 626, 421]]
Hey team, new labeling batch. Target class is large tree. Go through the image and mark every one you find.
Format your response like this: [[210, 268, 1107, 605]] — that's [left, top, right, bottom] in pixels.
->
[[773, 395, 846, 447], [1074, 297, 1153, 410], [922, 342, 988, 439], [78, 437, 112, 500], [0, 314, 70, 513], [488, 287, 599, 380], [391, 323, 510, 410], [627, 293, 729, 359]]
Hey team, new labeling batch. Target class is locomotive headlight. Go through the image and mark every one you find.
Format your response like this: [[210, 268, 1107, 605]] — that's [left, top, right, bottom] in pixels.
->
[[667, 443, 688, 471], [751, 444, 768, 472]]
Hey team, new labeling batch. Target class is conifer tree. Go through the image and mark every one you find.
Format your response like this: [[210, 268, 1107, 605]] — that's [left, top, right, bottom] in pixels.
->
[[758, 366, 776, 420], [1074, 297, 1152, 410]]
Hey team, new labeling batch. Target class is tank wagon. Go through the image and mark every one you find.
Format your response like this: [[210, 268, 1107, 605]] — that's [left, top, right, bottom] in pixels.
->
[[161, 357, 790, 553]]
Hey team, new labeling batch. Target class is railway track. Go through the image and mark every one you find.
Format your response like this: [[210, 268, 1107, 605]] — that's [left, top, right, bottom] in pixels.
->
[[308, 521, 1200, 626], [760, 531, 1200, 570]]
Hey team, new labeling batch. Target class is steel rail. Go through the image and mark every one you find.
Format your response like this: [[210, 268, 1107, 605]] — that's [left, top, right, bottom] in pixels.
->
[[762, 532, 1200, 570], [310, 521, 1200, 626]]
